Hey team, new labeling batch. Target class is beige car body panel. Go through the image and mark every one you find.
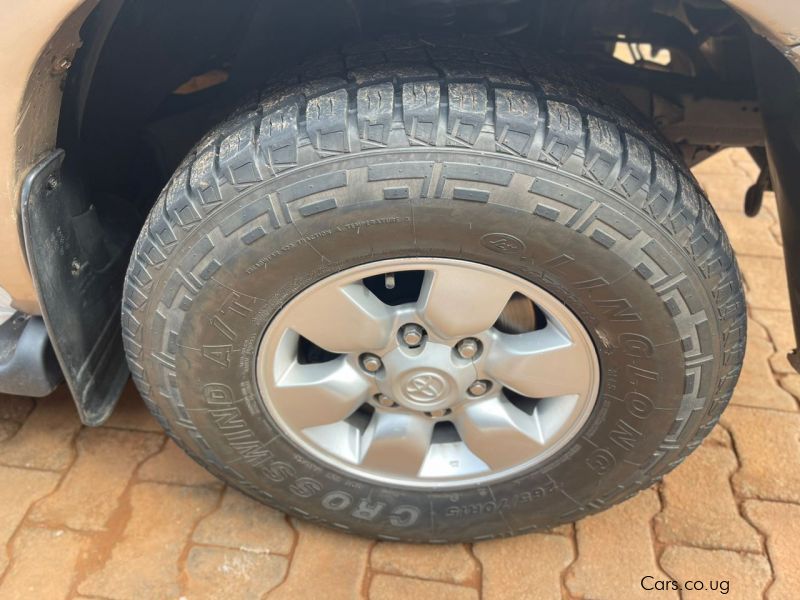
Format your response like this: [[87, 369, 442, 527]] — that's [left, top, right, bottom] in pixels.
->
[[0, 0, 797, 315], [0, 0, 95, 314], [725, 0, 800, 67]]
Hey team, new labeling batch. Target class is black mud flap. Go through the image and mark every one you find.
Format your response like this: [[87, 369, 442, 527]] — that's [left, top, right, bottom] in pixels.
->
[[20, 150, 129, 424]]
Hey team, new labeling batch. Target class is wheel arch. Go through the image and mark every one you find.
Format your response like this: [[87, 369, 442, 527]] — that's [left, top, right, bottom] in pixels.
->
[[4, 0, 799, 422]]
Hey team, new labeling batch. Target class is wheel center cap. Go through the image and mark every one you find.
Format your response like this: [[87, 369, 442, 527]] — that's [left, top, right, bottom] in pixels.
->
[[380, 342, 475, 411], [402, 372, 448, 403]]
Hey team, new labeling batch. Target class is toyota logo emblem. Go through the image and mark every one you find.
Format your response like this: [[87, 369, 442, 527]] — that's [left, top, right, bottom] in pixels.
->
[[404, 373, 446, 403]]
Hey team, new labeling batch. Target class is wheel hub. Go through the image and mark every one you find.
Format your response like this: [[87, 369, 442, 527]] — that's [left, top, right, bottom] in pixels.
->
[[380, 341, 474, 412], [256, 258, 600, 489]]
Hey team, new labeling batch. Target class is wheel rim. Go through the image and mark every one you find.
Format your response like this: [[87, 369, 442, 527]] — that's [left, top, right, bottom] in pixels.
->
[[255, 258, 600, 489]]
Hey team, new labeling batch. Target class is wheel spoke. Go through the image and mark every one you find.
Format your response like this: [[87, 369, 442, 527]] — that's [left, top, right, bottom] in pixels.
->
[[358, 412, 434, 477], [485, 325, 593, 398], [454, 396, 544, 470], [272, 357, 371, 429], [417, 266, 517, 339], [283, 282, 394, 353]]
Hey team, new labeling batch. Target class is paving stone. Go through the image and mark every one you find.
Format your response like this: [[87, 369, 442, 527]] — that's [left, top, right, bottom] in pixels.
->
[[0, 527, 88, 599], [0, 465, 60, 573], [100, 381, 162, 433], [30, 428, 163, 531], [655, 443, 760, 551], [692, 150, 738, 177], [269, 520, 370, 600], [738, 256, 791, 311], [770, 349, 795, 376], [139, 439, 221, 487], [731, 336, 796, 411], [721, 406, 800, 502], [744, 500, 800, 600], [371, 541, 476, 585], [369, 574, 479, 600], [193, 487, 294, 555], [78, 482, 219, 599], [778, 375, 800, 406], [705, 423, 732, 447], [749, 310, 796, 375], [751, 309, 792, 344], [566, 489, 674, 600], [747, 314, 770, 340], [728, 148, 762, 179], [695, 175, 756, 213], [184, 546, 288, 599], [474, 532, 573, 599], [0, 390, 82, 470], [0, 395, 35, 422], [660, 546, 771, 600], [717, 210, 783, 257]]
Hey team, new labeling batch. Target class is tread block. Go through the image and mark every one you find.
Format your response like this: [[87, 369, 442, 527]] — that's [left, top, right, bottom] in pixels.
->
[[306, 89, 350, 154], [646, 152, 678, 221], [258, 104, 299, 171], [402, 82, 440, 145], [665, 174, 702, 243], [447, 83, 488, 145], [148, 213, 177, 248], [164, 171, 201, 230], [139, 237, 167, 267], [219, 123, 261, 186], [615, 133, 652, 205], [494, 88, 539, 157], [357, 83, 394, 147], [189, 148, 222, 212], [541, 101, 583, 165], [585, 115, 622, 185]]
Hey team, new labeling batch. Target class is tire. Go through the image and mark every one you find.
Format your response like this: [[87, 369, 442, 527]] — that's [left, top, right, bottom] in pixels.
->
[[122, 36, 746, 542]]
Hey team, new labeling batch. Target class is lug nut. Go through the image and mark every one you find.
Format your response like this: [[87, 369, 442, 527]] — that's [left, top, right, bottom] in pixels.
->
[[456, 338, 480, 359], [360, 353, 383, 373], [375, 394, 396, 408], [400, 323, 425, 347], [468, 380, 491, 397], [426, 408, 451, 418]]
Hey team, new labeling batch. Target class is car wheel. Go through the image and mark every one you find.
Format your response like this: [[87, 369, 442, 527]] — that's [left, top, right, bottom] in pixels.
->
[[122, 36, 745, 541]]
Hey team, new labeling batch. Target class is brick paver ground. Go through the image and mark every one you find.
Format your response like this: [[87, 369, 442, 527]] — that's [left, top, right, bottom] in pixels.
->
[[0, 149, 797, 599]]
